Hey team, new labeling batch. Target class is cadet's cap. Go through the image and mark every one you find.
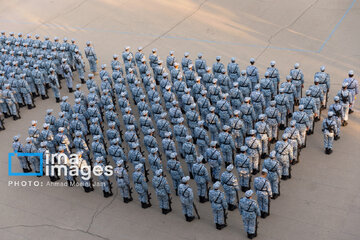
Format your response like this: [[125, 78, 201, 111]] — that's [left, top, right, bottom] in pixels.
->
[[198, 53, 202, 58], [210, 141, 217, 147], [244, 97, 251, 102], [58, 112, 65, 117], [290, 120, 296, 126], [165, 85, 171, 90], [286, 75, 291, 81], [62, 96, 68, 101], [75, 98, 81, 104], [298, 105, 304, 110], [294, 63, 300, 69], [264, 71, 270, 77], [135, 163, 143, 171], [186, 135, 193, 140], [255, 84, 260, 90], [58, 146, 65, 151], [184, 88, 190, 93], [349, 70, 354, 76], [93, 135, 100, 140], [152, 48, 157, 52], [328, 111, 334, 117], [250, 58, 255, 63], [184, 52, 189, 57], [240, 145, 248, 152], [91, 118, 98, 123], [342, 82, 348, 88], [196, 155, 204, 163], [233, 110, 240, 115], [245, 190, 253, 197], [198, 120, 204, 126], [270, 60, 276, 66], [306, 90, 311, 96], [13, 135, 20, 141], [270, 100, 276, 106], [127, 125, 135, 130], [334, 96, 340, 101], [86, 41, 91, 45], [26, 137, 32, 142], [164, 132, 171, 137], [259, 114, 266, 120], [148, 128, 155, 134], [130, 142, 139, 148], [31, 120, 37, 125], [155, 169, 163, 176], [233, 81, 239, 86], [170, 152, 177, 158], [320, 66, 325, 71], [269, 150, 276, 158], [226, 164, 234, 171], [108, 121, 115, 127], [40, 142, 47, 147], [201, 90, 207, 95], [212, 78, 217, 83], [223, 125, 230, 131], [206, 66, 211, 71], [150, 147, 158, 153], [213, 181, 221, 189], [314, 78, 319, 83], [282, 133, 289, 140], [216, 56, 221, 61], [279, 88, 285, 93], [209, 106, 215, 112], [43, 123, 49, 128], [249, 129, 256, 135], [261, 169, 268, 174], [111, 138, 119, 144], [75, 131, 82, 137], [117, 159, 124, 166], [163, 72, 169, 77], [178, 117, 184, 123], [181, 176, 190, 183]]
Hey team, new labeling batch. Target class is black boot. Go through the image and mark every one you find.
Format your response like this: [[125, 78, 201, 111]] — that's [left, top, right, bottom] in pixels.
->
[[56, 97, 60, 103], [27, 104, 33, 109], [141, 202, 151, 209], [189, 172, 194, 179], [68, 88, 73, 93], [216, 223, 221, 230], [328, 148, 333, 154], [334, 135, 340, 141], [261, 153, 267, 159], [247, 233, 254, 239], [81, 78, 86, 84], [260, 211, 266, 218], [343, 121, 348, 126], [13, 115, 19, 120], [186, 215, 195, 222], [229, 204, 237, 211], [349, 109, 354, 114], [4, 113, 10, 118], [175, 188, 178, 196]]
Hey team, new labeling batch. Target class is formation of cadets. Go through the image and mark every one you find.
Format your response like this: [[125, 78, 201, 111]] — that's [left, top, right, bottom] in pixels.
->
[[8, 30, 358, 239], [0, 31, 85, 130]]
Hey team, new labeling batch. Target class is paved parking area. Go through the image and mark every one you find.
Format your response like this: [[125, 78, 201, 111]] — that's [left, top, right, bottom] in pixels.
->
[[0, 0, 359, 239]]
